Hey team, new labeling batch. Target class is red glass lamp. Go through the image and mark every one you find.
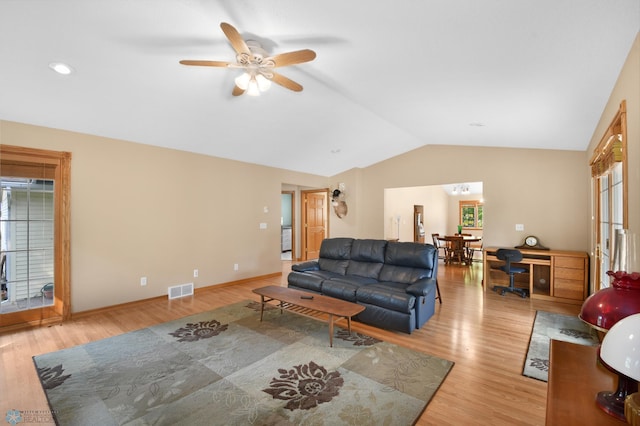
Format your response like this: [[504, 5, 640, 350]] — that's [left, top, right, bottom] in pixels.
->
[[579, 229, 640, 419], [579, 270, 640, 331]]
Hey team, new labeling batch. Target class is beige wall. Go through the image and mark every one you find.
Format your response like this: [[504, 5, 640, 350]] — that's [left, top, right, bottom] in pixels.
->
[[383, 185, 450, 242], [0, 122, 327, 312], [333, 144, 589, 251]]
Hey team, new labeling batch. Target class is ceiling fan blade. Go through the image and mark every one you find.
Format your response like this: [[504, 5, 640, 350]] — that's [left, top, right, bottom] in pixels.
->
[[232, 85, 245, 96], [220, 22, 251, 56], [268, 49, 317, 67], [270, 72, 303, 92], [179, 60, 231, 67]]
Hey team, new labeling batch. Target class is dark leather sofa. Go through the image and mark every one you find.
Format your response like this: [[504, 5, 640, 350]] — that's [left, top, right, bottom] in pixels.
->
[[287, 238, 439, 333]]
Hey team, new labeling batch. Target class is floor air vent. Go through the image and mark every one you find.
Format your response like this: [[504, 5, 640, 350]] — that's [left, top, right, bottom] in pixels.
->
[[168, 283, 194, 300]]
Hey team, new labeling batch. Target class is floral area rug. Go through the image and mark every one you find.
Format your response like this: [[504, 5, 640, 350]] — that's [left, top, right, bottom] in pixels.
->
[[33, 300, 454, 425], [523, 310, 600, 382]]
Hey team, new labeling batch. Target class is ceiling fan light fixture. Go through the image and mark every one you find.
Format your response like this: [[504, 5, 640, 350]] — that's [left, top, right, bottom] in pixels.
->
[[236, 72, 271, 96], [181, 23, 316, 96], [255, 74, 271, 91], [246, 77, 261, 96], [234, 72, 251, 90]]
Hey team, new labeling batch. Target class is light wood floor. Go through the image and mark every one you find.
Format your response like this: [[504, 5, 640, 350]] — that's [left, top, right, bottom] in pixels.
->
[[0, 260, 582, 425]]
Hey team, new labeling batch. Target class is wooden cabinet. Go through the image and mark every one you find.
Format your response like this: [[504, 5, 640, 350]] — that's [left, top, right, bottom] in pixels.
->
[[554, 255, 588, 300], [483, 247, 589, 304]]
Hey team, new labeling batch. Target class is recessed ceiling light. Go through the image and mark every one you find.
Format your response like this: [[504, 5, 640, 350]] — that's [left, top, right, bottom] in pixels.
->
[[48, 62, 74, 75]]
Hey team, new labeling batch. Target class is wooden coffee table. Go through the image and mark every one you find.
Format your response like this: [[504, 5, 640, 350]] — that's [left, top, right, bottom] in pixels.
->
[[252, 285, 365, 347]]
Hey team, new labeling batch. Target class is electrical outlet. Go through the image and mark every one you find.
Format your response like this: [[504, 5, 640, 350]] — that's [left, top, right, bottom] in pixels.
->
[[193, 269, 198, 278], [140, 276, 147, 286], [515, 224, 524, 231], [234, 263, 239, 271]]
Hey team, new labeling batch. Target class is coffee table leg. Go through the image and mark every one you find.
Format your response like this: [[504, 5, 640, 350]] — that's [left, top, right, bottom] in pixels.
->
[[259, 295, 265, 322], [329, 314, 334, 347], [347, 316, 352, 334]]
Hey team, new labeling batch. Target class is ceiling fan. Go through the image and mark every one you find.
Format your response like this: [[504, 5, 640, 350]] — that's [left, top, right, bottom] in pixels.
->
[[180, 22, 317, 96]]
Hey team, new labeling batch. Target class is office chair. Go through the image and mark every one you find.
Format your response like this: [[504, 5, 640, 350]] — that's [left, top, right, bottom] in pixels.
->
[[492, 248, 528, 298]]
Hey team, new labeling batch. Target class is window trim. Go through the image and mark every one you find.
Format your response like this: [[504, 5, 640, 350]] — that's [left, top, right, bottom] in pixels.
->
[[0, 144, 71, 328]]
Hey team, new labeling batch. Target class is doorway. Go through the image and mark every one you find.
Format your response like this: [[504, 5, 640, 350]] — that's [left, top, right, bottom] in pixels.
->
[[414, 205, 425, 243], [0, 145, 71, 328], [301, 189, 328, 260], [384, 182, 483, 242], [281, 191, 295, 261]]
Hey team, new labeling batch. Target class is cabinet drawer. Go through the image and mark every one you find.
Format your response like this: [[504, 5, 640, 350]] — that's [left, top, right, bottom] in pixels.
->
[[555, 256, 585, 269], [555, 267, 584, 281], [554, 279, 585, 300]]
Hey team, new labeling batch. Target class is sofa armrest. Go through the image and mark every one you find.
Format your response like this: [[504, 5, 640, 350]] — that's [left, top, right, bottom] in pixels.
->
[[406, 278, 436, 297], [291, 261, 320, 272]]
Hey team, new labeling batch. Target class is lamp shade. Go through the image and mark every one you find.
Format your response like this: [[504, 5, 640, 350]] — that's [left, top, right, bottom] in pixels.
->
[[579, 272, 640, 331], [600, 313, 640, 382]]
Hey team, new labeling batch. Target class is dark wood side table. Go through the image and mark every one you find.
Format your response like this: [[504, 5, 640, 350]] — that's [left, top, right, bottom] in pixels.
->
[[546, 340, 626, 425]]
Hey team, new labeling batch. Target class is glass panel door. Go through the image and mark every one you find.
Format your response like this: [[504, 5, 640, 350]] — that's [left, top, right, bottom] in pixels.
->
[[597, 163, 624, 290], [0, 178, 55, 313]]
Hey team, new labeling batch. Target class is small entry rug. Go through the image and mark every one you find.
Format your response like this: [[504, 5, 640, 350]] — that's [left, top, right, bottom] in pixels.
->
[[33, 300, 454, 425], [523, 310, 599, 382]]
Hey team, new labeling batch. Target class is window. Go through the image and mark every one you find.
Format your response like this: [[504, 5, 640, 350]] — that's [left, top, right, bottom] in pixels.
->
[[460, 200, 483, 229]]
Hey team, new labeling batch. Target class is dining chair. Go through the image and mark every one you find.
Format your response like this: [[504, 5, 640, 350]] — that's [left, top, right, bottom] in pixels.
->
[[431, 233, 447, 259], [446, 236, 466, 264], [465, 238, 481, 263]]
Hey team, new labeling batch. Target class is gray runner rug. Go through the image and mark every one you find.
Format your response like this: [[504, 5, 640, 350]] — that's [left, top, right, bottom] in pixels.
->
[[523, 310, 599, 382]]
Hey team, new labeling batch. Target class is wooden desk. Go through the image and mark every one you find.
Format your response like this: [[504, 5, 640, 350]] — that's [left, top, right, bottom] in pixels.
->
[[483, 247, 588, 304], [546, 340, 624, 425]]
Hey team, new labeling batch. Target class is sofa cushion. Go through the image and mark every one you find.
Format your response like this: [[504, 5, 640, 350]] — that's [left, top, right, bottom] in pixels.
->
[[323, 274, 379, 301], [287, 271, 323, 292], [346, 239, 387, 279], [379, 242, 436, 284], [378, 265, 429, 285], [356, 283, 415, 314], [384, 242, 436, 269], [316, 238, 354, 275]]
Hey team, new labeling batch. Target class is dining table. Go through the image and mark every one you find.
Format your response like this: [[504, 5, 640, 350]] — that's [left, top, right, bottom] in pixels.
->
[[437, 235, 482, 265]]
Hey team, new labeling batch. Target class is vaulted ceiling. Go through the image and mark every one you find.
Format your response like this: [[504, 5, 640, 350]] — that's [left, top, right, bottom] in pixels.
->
[[0, 1, 638, 176]]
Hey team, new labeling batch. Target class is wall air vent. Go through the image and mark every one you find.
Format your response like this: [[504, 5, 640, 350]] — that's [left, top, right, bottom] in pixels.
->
[[168, 283, 194, 300]]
